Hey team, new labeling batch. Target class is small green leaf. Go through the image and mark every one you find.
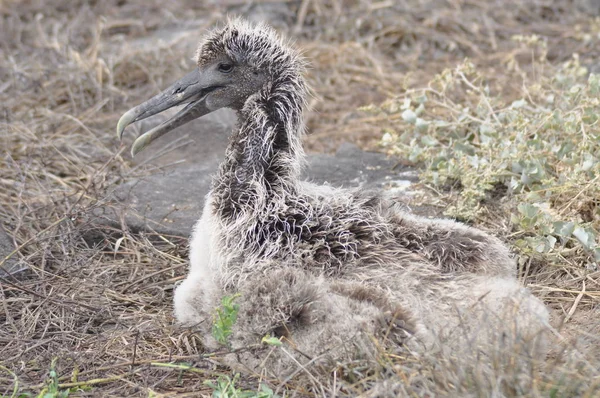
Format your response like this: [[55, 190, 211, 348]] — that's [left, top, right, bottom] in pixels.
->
[[573, 226, 597, 250], [553, 221, 575, 238], [401, 109, 417, 123], [545, 235, 557, 250], [415, 118, 429, 131], [420, 135, 438, 146], [454, 142, 475, 155], [479, 123, 496, 135], [594, 248, 600, 262], [517, 203, 539, 219], [261, 335, 283, 347], [510, 99, 527, 109]]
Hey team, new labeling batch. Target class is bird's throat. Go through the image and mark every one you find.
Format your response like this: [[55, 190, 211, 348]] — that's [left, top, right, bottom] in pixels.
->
[[212, 78, 307, 222]]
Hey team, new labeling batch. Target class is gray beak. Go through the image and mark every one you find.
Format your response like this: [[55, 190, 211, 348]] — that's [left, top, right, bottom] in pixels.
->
[[117, 69, 218, 156]]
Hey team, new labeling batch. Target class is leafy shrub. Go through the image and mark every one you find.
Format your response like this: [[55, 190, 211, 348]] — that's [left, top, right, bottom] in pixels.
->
[[372, 53, 600, 272]]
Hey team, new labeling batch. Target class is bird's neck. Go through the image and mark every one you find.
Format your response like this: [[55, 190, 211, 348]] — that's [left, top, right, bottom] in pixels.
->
[[212, 72, 307, 221]]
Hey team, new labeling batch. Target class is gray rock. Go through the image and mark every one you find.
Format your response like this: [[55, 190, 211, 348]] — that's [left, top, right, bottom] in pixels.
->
[[109, 111, 416, 237], [305, 143, 416, 191]]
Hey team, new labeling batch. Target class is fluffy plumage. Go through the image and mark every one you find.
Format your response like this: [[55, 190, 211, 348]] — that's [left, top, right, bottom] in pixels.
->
[[166, 18, 549, 383]]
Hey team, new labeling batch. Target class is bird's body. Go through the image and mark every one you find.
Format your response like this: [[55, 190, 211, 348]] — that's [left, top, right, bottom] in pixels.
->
[[118, 18, 549, 382]]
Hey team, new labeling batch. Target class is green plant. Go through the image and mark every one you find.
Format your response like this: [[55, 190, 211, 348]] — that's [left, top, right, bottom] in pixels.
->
[[212, 294, 241, 346], [204, 374, 276, 398], [372, 56, 600, 272], [36, 360, 70, 398], [261, 335, 282, 347]]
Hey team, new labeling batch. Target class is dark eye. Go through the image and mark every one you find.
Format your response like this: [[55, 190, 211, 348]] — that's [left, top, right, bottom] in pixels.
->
[[218, 63, 234, 73]]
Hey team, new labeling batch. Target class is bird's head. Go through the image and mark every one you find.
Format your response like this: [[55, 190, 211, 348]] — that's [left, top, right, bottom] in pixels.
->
[[117, 18, 304, 156]]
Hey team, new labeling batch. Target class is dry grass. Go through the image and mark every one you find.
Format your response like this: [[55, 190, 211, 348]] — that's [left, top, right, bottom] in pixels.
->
[[1, 0, 599, 396]]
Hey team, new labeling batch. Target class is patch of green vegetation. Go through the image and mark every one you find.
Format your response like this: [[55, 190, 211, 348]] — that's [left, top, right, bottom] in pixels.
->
[[212, 294, 240, 347], [371, 51, 599, 271], [204, 374, 277, 398], [36, 360, 70, 398]]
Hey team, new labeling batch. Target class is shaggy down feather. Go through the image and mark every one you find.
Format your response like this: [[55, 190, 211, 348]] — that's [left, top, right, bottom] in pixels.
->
[[172, 18, 549, 386]]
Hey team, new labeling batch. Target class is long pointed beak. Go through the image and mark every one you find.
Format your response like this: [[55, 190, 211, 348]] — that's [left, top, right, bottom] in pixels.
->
[[117, 69, 217, 156]]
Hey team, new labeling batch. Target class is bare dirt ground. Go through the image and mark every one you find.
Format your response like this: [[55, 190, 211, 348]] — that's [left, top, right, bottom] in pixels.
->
[[1, 0, 600, 396]]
